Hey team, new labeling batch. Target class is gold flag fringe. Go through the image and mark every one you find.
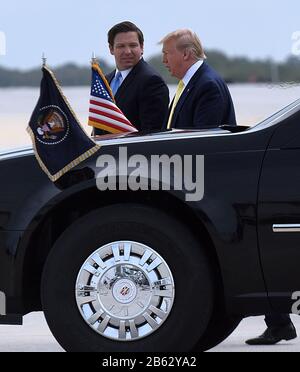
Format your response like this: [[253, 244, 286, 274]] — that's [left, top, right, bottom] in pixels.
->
[[27, 126, 100, 182]]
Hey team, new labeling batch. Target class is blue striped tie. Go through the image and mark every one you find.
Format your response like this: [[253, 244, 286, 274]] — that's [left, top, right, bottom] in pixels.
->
[[110, 71, 122, 96]]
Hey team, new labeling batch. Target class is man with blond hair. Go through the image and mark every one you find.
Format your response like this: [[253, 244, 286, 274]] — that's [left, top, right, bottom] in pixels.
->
[[160, 29, 236, 130]]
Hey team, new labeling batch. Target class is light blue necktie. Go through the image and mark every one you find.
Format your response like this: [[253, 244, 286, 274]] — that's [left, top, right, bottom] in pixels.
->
[[110, 71, 122, 96]]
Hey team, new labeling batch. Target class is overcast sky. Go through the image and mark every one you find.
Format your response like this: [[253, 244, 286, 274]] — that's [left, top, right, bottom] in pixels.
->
[[1, 0, 300, 70]]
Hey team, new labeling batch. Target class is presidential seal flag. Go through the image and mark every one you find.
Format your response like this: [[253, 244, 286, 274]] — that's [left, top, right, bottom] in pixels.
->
[[27, 66, 100, 182], [88, 63, 138, 134]]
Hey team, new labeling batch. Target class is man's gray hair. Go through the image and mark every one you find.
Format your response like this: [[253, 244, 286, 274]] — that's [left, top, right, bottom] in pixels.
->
[[160, 29, 206, 60]]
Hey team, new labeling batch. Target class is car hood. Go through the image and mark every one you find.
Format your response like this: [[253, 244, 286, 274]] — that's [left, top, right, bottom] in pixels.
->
[[0, 146, 33, 160], [94, 128, 235, 147], [0, 128, 234, 160]]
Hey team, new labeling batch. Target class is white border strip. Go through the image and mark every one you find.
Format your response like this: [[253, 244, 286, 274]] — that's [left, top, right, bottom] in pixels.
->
[[0, 291, 6, 315]]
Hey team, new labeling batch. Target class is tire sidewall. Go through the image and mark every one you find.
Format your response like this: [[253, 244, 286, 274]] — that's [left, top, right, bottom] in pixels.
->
[[41, 204, 213, 352]]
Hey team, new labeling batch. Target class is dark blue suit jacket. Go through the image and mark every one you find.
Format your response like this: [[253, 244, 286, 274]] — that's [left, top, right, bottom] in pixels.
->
[[166, 62, 237, 129], [94, 59, 169, 134]]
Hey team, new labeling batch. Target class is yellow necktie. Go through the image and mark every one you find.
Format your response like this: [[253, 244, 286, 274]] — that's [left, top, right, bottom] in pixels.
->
[[167, 80, 185, 129]]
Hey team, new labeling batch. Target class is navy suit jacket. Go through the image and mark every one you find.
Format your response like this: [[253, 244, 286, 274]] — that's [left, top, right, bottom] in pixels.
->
[[94, 59, 169, 135], [166, 62, 237, 129]]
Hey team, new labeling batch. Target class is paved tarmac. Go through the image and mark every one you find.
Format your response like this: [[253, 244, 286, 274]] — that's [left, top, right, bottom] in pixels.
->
[[0, 312, 300, 352]]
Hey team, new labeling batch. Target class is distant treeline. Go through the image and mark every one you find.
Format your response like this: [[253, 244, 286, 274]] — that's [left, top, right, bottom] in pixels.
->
[[1, 50, 300, 87]]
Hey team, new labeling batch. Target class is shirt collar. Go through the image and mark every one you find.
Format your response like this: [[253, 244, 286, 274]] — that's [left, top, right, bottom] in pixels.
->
[[182, 60, 204, 87], [115, 67, 133, 82]]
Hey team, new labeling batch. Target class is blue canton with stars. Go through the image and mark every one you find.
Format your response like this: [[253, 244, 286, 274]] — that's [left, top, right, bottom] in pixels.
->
[[91, 69, 113, 102]]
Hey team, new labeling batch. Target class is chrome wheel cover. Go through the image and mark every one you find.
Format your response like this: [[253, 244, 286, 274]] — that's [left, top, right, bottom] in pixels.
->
[[75, 241, 175, 341]]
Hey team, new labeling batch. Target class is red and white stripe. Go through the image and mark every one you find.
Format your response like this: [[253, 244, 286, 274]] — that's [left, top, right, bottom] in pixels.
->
[[88, 96, 137, 133]]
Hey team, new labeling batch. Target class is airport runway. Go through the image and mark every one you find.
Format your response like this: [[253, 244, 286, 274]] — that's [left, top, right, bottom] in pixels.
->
[[0, 312, 300, 352]]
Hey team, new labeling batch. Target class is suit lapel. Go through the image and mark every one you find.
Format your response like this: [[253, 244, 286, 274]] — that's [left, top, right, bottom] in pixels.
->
[[171, 85, 195, 127], [114, 59, 144, 100], [171, 62, 207, 128], [106, 71, 115, 84]]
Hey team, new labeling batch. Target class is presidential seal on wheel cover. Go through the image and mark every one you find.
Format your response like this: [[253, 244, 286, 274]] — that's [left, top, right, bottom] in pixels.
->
[[75, 241, 175, 342]]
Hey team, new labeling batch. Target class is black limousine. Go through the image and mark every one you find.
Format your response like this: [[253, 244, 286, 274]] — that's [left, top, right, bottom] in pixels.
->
[[1, 99, 300, 352]]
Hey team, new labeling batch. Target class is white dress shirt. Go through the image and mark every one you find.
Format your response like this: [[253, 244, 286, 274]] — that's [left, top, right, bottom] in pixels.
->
[[182, 60, 204, 91]]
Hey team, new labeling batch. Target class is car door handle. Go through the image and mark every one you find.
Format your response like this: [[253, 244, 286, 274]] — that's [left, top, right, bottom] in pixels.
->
[[273, 224, 300, 233]]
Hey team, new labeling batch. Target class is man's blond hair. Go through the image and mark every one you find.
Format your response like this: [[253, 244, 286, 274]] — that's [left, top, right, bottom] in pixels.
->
[[160, 29, 206, 60]]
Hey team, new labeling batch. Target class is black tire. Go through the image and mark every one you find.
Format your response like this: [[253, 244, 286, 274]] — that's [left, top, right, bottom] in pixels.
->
[[193, 310, 241, 351], [41, 204, 214, 352]]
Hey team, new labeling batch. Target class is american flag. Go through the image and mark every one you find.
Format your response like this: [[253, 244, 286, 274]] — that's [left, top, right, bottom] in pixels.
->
[[88, 63, 138, 134]]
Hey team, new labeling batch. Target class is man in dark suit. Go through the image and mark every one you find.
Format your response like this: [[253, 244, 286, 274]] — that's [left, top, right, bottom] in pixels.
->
[[160, 29, 236, 130], [94, 21, 169, 135]]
